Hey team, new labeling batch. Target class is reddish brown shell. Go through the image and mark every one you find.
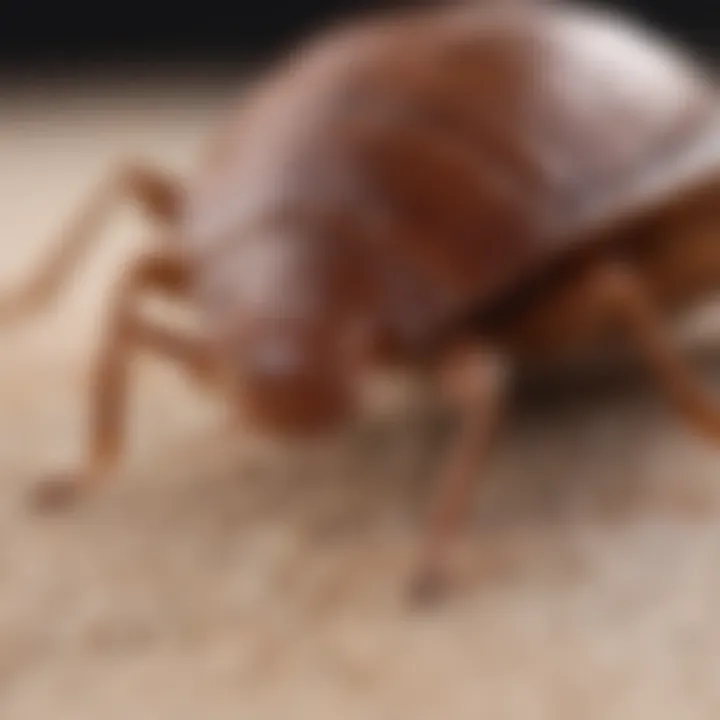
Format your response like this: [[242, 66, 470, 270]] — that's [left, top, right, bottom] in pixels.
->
[[182, 1, 720, 347]]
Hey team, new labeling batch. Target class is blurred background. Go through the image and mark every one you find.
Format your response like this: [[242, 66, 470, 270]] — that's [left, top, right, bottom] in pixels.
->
[[1, 1, 720, 719], [0, 0, 717, 71]]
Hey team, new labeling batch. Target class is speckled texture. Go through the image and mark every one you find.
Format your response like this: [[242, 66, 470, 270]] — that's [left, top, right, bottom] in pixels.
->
[[2, 78, 720, 720]]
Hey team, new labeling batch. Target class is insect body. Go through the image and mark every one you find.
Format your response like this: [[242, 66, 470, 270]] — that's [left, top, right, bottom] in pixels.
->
[[4, 1, 720, 601]]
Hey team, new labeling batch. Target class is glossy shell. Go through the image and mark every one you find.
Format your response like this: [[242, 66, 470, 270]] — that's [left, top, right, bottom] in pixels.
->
[[182, 1, 720, 348]]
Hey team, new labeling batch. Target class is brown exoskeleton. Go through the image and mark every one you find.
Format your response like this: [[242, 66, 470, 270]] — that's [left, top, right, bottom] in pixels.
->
[[3, 1, 720, 601]]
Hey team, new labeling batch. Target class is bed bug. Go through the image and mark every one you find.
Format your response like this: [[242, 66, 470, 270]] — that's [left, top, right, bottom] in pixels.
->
[[3, 0, 720, 602]]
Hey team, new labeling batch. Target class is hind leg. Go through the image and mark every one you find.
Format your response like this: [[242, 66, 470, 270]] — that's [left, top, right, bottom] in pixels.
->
[[1, 163, 183, 324], [549, 261, 720, 444], [31, 252, 214, 511]]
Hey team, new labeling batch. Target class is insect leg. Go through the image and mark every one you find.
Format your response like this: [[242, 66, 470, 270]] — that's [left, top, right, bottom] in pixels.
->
[[409, 346, 511, 605], [29, 252, 213, 512], [0, 163, 183, 325], [565, 261, 720, 444]]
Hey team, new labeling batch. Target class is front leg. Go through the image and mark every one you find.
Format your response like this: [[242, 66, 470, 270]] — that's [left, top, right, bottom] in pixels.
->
[[32, 253, 213, 511], [1, 163, 184, 326], [409, 345, 511, 604]]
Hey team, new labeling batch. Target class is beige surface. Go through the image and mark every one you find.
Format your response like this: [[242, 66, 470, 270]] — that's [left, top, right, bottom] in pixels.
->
[[2, 78, 720, 719]]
